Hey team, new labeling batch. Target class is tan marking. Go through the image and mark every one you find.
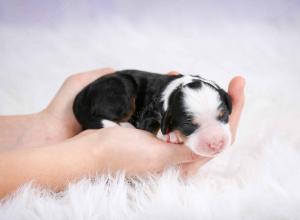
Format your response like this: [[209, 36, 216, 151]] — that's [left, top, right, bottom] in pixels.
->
[[118, 97, 136, 122]]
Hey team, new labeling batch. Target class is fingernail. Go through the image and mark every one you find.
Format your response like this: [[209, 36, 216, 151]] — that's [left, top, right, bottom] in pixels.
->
[[239, 77, 246, 90]]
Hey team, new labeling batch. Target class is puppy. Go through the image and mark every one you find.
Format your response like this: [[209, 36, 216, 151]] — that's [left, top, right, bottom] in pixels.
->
[[73, 70, 232, 157]]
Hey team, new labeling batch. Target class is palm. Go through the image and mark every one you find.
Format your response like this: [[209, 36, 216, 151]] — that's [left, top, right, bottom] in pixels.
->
[[42, 68, 115, 141]]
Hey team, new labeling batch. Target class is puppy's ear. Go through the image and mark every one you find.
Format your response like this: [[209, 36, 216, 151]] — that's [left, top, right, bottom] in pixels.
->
[[184, 80, 202, 89], [218, 89, 232, 114], [161, 110, 172, 134]]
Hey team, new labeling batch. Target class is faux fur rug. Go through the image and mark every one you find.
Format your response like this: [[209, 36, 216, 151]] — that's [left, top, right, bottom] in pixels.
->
[[1, 1, 300, 219]]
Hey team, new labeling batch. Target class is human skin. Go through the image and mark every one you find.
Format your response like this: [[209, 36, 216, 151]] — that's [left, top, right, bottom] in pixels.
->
[[0, 68, 245, 198]]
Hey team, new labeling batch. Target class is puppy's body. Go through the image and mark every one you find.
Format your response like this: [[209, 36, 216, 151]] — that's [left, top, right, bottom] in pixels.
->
[[73, 70, 178, 132], [73, 70, 232, 157]]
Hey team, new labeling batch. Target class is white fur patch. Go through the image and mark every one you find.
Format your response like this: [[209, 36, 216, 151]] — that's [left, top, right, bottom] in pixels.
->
[[161, 75, 199, 111], [101, 119, 119, 128], [182, 84, 220, 121], [156, 129, 165, 140]]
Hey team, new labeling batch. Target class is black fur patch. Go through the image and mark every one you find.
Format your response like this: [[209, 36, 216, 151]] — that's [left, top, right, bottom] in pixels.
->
[[216, 89, 232, 123], [218, 89, 232, 114], [184, 80, 202, 89], [73, 70, 181, 132]]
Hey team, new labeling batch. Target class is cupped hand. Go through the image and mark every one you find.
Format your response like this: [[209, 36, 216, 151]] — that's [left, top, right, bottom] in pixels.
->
[[40, 68, 115, 142], [68, 126, 199, 175]]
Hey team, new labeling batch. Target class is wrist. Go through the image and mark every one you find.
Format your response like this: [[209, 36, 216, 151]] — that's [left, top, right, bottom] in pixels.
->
[[0, 113, 44, 149], [16, 112, 52, 148], [37, 109, 81, 144], [11, 110, 76, 148], [43, 96, 82, 137]]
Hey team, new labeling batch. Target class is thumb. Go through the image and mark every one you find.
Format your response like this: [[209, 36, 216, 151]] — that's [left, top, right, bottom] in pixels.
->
[[228, 76, 246, 143]]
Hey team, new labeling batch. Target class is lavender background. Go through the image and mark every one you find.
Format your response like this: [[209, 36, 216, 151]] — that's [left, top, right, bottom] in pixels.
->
[[0, 0, 300, 114], [0, 0, 299, 25]]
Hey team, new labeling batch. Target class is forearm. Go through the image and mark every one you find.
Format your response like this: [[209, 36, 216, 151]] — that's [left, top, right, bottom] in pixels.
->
[[0, 139, 100, 198], [0, 111, 75, 149], [0, 114, 39, 149]]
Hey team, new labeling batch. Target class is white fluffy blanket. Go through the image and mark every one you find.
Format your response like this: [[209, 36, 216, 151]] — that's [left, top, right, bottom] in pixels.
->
[[1, 1, 300, 219]]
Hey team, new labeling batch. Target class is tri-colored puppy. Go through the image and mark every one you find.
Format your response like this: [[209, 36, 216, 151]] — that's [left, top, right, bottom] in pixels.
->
[[73, 70, 232, 157]]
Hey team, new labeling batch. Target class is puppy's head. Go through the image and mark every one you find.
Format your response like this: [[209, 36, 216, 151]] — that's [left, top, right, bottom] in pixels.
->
[[161, 76, 232, 157]]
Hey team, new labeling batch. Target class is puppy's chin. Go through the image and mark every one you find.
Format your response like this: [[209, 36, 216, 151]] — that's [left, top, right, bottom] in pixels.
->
[[188, 147, 223, 158]]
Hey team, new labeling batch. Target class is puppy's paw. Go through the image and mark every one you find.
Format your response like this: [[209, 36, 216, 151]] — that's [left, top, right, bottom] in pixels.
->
[[169, 132, 184, 144], [156, 130, 183, 144], [101, 119, 119, 128]]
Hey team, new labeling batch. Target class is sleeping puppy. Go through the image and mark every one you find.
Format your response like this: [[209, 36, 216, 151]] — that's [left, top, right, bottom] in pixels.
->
[[73, 70, 232, 157]]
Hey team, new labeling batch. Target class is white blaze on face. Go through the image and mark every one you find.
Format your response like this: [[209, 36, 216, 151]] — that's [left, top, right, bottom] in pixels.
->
[[182, 84, 231, 157], [161, 75, 197, 111]]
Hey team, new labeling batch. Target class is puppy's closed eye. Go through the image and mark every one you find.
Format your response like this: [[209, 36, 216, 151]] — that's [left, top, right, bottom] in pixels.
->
[[217, 109, 229, 123], [179, 122, 199, 136]]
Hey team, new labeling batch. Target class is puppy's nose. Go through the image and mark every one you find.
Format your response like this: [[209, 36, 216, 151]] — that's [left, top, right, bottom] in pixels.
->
[[199, 135, 227, 154], [206, 138, 225, 152]]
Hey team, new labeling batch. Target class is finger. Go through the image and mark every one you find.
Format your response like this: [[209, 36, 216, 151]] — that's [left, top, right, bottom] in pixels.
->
[[228, 76, 246, 143], [84, 67, 115, 79], [167, 71, 180, 76], [61, 129, 97, 143], [75, 67, 115, 86]]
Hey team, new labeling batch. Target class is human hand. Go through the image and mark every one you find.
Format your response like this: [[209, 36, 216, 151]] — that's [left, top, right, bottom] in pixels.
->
[[227, 76, 246, 143], [39, 68, 115, 143], [69, 126, 199, 175], [0, 124, 200, 197], [1, 124, 199, 197]]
